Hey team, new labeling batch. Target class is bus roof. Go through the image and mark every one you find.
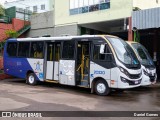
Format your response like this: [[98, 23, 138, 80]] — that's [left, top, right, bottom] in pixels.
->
[[7, 35, 118, 42]]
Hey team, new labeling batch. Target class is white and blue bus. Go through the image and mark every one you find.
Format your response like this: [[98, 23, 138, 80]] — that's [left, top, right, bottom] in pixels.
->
[[4, 35, 142, 95], [126, 41, 157, 86]]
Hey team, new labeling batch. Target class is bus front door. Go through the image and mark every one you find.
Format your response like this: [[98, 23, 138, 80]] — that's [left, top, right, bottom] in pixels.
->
[[76, 42, 90, 87], [46, 42, 60, 81]]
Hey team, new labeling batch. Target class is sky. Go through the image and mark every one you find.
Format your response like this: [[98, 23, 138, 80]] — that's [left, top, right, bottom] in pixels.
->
[[0, 0, 16, 6]]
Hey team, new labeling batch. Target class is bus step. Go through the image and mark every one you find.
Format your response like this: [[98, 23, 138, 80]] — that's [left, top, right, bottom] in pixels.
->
[[77, 85, 89, 88], [81, 80, 88, 82], [83, 74, 88, 76], [80, 80, 89, 86], [45, 80, 59, 83], [83, 75, 88, 80]]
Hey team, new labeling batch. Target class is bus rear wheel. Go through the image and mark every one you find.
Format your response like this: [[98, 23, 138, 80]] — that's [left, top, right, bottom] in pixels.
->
[[94, 79, 110, 96], [27, 73, 37, 85]]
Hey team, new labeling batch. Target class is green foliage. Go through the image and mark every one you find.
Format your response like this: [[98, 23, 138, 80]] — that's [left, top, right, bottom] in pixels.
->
[[0, 40, 5, 56], [5, 29, 19, 38], [0, 4, 5, 16], [32, 12, 38, 15], [133, 7, 141, 11], [134, 31, 140, 43]]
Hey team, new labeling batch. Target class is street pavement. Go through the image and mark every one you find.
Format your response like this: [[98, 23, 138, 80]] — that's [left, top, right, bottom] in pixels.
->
[[0, 79, 160, 120]]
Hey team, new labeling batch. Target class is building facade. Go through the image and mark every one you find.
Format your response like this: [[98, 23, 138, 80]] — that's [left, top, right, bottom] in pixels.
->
[[23, 0, 160, 78], [4, 0, 54, 13], [133, 0, 160, 10], [27, 0, 160, 37], [53, 0, 160, 37], [132, 7, 160, 79]]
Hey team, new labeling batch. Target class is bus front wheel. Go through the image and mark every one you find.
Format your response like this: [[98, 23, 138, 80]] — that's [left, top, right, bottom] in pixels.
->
[[94, 80, 110, 96], [27, 73, 37, 85]]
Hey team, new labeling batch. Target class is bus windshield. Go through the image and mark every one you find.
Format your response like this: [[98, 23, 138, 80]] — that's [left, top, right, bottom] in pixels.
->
[[131, 43, 155, 67], [106, 36, 140, 68]]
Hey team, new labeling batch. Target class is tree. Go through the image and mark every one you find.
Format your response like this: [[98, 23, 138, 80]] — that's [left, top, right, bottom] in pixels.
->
[[0, 4, 5, 16]]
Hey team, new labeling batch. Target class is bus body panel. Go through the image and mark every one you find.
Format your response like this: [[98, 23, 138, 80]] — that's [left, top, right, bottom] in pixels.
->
[[110, 67, 119, 88], [141, 65, 151, 86], [4, 57, 31, 79], [53, 61, 59, 80], [117, 71, 142, 89], [59, 60, 75, 86], [90, 61, 111, 87], [110, 60, 142, 89], [46, 61, 53, 79], [27, 58, 44, 81], [4, 46, 44, 81]]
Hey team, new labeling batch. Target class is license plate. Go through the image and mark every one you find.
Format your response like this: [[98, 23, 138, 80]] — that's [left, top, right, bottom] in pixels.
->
[[135, 81, 138, 84]]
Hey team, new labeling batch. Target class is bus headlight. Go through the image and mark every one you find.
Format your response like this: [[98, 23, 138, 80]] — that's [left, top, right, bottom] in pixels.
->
[[143, 69, 149, 76], [121, 77, 127, 83], [119, 66, 130, 77]]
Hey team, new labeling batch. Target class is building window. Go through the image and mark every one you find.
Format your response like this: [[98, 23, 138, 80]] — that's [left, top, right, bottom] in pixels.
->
[[33, 6, 37, 13], [69, 0, 110, 15], [41, 4, 45, 10], [26, 7, 30, 10]]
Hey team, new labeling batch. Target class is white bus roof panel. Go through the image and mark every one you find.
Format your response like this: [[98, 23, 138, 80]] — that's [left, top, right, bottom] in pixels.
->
[[17, 35, 101, 41]]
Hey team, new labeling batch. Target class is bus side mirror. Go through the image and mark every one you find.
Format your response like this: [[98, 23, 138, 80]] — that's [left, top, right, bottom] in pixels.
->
[[100, 44, 105, 54]]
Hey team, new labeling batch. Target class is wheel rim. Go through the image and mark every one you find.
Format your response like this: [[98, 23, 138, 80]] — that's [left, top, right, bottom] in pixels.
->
[[97, 83, 106, 94], [28, 75, 34, 84]]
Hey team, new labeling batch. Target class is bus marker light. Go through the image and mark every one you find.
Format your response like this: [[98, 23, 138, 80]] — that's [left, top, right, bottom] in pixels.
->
[[111, 80, 115, 85]]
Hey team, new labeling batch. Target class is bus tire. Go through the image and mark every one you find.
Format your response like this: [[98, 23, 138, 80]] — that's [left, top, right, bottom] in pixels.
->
[[27, 73, 37, 85], [94, 79, 110, 96]]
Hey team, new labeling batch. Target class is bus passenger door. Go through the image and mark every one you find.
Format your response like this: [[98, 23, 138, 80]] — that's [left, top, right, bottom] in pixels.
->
[[53, 43, 61, 80], [46, 42, 61, 81], [59, 40, 75, 86], [76, 41, 90, 87]]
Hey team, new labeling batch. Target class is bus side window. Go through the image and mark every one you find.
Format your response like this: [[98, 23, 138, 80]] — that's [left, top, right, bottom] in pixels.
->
[[7, 42, 17, 57], [104, 44, 113, 61], [55, 43, 61, 61], [93, 44, 105, 60], [62, 41, 74, 59], [93, 44, 113, 61], [30, 42, 44, 58], [47, 43, 53, 61], [18, 42, 30, 57]]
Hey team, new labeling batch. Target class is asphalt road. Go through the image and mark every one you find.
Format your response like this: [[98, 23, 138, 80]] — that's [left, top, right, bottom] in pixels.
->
[[0, 79, 160, 120]]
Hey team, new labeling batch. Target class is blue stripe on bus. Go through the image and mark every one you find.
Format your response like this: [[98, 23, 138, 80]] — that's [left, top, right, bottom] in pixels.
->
[[4, 57, 40, 81]]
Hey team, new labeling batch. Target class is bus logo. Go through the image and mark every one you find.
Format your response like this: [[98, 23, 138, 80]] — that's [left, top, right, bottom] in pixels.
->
[[94, 70, 105, 75], [34, 61, 42, 71]]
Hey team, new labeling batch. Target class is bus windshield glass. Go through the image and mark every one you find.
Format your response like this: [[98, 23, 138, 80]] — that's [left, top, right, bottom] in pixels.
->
[[106, 36, 140, 67], [131, 43, 155, 67]]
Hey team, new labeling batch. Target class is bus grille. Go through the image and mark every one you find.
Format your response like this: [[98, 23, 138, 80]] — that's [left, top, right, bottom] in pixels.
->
[[149, 75, 156, 82], [129, 73, 141, 79], [127, 79, 141, 85]]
